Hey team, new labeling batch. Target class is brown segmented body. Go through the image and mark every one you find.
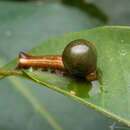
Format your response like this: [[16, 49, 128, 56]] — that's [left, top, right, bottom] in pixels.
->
[[17, 52, 97, 81], [17, 52, 65, 70]]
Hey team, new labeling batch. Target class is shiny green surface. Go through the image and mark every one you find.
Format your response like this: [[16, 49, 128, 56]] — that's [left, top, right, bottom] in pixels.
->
[[23, 70, 101, 99], [1, 26, 130, 126], [62, 39, 97, 77], [25, 26, 130, 126], [0, 1, 107, 130]]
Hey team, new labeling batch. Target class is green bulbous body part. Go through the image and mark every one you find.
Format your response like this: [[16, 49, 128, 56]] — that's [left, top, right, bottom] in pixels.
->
[[62, 39, 97, 77]]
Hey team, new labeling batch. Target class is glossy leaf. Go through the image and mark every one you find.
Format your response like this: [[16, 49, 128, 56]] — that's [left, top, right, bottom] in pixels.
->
[[0, 1, 112, 129], [1, 26, 130, 126], [1, 77, 128, 130], [0, 1, 129, 129]]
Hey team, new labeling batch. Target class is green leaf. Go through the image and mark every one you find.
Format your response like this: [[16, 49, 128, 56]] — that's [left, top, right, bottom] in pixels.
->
[[0, 1, 110, 129], [0, 1, 129, 129], [1, 26, 130, 126], [1, 77, 128, 130]]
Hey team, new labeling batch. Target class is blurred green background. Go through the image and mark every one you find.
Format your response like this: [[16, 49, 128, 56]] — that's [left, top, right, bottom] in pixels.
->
[[0, 0, 130, 129]]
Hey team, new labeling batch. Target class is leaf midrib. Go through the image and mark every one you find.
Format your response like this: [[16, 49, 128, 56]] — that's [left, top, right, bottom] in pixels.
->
[[24, 70, 130, 126]]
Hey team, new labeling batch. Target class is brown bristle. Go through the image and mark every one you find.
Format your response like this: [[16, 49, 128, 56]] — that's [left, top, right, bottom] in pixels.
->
[[19, 51, 29, 58]]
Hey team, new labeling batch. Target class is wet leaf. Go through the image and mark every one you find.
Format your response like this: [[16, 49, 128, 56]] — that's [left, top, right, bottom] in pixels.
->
[[1, 26, 130, 126]]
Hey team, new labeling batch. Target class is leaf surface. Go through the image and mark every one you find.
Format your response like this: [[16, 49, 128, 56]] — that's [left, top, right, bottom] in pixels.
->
[[1, 26, 130, 126], [1, 1, 129, 129]]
